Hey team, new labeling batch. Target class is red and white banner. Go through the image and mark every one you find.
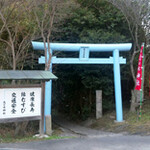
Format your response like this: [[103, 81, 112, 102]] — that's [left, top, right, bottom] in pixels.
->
[[135, 45, 144, 91]]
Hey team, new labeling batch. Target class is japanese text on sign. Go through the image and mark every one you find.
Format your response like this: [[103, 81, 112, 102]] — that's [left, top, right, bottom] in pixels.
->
[[0, 87, 41, 119]]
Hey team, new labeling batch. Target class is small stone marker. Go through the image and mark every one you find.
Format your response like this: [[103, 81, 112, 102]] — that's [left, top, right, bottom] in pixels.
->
[[96, 90, 102, 119]]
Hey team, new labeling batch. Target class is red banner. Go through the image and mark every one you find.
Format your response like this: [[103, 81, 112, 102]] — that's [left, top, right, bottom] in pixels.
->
[[135, 45, 144, 91]]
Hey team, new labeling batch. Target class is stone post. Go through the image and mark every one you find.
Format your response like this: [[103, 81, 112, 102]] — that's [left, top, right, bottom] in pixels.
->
[[96, 90, 102, 119]]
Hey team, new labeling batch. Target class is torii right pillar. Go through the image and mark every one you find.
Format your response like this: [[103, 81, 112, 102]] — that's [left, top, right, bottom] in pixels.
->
[[113, 49, 123, 122]]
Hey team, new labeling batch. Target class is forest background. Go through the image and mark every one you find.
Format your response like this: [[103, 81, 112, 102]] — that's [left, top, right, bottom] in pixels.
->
[[0, 0, 150, 123]]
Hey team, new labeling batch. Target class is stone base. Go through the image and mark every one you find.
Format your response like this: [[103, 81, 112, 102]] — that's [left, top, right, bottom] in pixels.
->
[[45, 115, 52, 135], [34, 134, 49, 138], [114, 120, 125, 123]]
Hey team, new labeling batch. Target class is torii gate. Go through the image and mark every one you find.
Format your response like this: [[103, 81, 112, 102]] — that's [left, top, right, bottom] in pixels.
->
[[32, 41, 132, 134]]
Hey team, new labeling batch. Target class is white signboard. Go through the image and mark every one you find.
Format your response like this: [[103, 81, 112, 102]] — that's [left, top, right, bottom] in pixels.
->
[[0, 87, 42, 119]]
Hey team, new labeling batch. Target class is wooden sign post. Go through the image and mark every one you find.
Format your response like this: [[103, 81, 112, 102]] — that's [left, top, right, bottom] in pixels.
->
[[0, 84, 44, 135], [0, 70, 57, 136]]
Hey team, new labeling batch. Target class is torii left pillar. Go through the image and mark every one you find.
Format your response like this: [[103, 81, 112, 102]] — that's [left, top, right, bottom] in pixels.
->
[[45, 54, 53, 135], [45, 79, 52, 134]]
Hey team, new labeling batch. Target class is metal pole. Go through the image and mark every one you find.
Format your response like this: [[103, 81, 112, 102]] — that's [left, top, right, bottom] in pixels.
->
[[113, 49, 123, 122], [139, 43, 145, 120]]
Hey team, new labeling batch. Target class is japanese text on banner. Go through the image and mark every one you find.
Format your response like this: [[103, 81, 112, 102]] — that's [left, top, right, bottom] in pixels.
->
[[135, 45, 144, 91]]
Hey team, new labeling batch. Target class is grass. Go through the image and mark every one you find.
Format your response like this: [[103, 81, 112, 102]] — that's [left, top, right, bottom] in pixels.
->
[[91, 100, 150, 135], [0, 134, 73, 143], [0, 135, 37, 143], [45, 135, 74, 140], [0, 123, 73, 143]]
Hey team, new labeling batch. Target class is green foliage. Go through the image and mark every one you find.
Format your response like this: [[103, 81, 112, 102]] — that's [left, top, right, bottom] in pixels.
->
[[0, 132, 71, 143], [0, 0, 133, 120], [52, 0, 132, 120], [0, 1, 38, 70], [59, 0, 131, 43]]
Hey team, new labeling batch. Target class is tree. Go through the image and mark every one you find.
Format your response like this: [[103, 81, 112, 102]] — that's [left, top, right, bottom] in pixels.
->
[[0, 0, 39, 136], [53, 0, 131, 120], [0, 0, 36, 70], [0, 0, 77, 136], [106, 0, 150, 112], [62, 0, 130, 43], [32, 0, 75, 71]]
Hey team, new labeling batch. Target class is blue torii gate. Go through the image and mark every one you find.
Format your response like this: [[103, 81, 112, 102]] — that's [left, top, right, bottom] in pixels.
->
[[32, 41, 132, 132]]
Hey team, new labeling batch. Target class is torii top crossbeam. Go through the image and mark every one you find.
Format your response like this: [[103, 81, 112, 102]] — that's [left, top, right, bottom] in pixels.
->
[[32, 42, 132, 65], [32, 42, 131, 51]]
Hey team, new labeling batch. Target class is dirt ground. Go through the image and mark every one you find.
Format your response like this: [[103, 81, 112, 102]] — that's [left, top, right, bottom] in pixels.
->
[[89, 100, 150, 135]]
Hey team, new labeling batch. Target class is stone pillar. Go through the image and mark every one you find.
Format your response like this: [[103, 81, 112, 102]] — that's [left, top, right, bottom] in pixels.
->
[[96, 90, 102, 119]]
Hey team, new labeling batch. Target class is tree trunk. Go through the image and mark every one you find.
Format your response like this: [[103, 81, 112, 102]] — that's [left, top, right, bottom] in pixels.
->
[[130, 89, 140, 112]]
